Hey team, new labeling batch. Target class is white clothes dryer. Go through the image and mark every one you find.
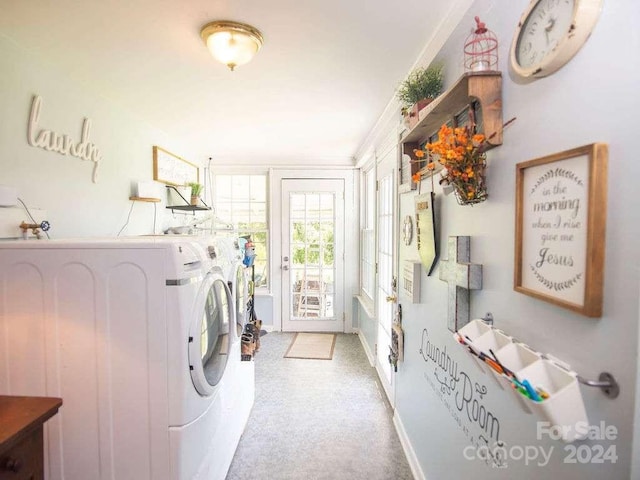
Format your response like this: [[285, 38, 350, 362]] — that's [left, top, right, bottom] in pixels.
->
[[198, 235, 239, 280], [0, 237, 254, 480], [167, 263, 237, 427], [193, 236, 246, 337], [229, 260, 249, 332]]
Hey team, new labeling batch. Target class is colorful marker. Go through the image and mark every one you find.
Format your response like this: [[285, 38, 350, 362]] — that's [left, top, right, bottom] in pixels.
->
[[521, 379, 542, 402]]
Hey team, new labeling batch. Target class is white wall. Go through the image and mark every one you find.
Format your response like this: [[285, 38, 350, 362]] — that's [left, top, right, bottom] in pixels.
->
[[0, 34, 199, 238], [358, 0, 640, 478], [634, 286, 640, 479]]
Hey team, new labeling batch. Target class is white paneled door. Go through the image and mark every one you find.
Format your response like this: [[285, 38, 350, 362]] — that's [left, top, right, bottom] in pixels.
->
[[281, 179, 345, 332], [376, 150, 398, 406]]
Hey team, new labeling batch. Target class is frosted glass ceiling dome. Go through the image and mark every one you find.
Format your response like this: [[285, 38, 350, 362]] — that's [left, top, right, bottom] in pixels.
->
[[200, 21, 264, 71]]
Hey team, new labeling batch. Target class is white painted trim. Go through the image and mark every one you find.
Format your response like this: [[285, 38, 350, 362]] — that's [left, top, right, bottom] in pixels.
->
[[375, 362, 395, 408], [254, 291, 273, 298], [404, 0, 475, 74], [354, 0, 474, 166], [211, 164, 359, 172], [354, 294, 375, 320], [393, 410, 427, 480], [357, 328, 375, 367], [376, 127, 401, 163], [260, 324, 276, 333], [207, 165, 271, 175], [270, 169, 358, 334], [212, 157, 356, 167]]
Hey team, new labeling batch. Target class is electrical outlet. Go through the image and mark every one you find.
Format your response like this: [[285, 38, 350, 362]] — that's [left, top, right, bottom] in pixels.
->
[[0, 186, 18, 206]]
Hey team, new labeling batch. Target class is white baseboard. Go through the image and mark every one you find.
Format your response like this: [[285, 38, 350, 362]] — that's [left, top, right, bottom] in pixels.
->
[[261, 324, 276, 332], [393, 410, 426, 480], [356, 329, 375, 367]]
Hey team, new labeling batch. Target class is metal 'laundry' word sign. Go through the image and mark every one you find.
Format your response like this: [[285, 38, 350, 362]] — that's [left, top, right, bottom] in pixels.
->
[[27, 95, 102, 183]]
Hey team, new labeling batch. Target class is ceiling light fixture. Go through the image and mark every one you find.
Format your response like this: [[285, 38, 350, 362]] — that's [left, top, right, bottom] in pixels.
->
[[200, 20, 263, 71]]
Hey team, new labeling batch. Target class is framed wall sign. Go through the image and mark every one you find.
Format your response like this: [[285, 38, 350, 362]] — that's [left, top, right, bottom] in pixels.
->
[[401, 261, 421, 303], [153, 146, 199, 186], [514, 143, 608, 317], [415, 192, 438, 276]]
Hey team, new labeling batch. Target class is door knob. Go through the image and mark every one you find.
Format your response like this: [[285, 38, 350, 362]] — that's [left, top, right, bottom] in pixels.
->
[[282, 265, 289, 271], [386, 295, 397, 303]]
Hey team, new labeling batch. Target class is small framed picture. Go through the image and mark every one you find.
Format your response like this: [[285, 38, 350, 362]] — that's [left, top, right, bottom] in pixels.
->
[[153, 146, 199, 186], [514, 143, 608, 317]]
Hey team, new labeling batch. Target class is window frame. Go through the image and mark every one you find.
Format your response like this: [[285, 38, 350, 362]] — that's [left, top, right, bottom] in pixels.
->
[[212, 172, 270, 292], [359, 163, 376, 304]]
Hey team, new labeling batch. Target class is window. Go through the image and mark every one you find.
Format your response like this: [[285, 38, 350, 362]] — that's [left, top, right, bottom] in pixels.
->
[[360, 166, 376, 301], [213, 174, 269, 289]]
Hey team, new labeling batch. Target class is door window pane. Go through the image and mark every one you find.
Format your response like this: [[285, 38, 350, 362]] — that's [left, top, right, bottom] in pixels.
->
[[306, 194, 320, 216], [290, 194, 306, 218], [289, 191, 336, 320]]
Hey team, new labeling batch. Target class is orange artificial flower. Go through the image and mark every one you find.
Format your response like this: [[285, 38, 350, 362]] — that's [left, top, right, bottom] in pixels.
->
[[425, 123, 489, 204], [472, 134, 485, 145]]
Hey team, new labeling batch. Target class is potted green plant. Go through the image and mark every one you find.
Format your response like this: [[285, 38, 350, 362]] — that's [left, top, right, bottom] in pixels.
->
[[188, 182, 203, 205], [397, 63, 444, 129]]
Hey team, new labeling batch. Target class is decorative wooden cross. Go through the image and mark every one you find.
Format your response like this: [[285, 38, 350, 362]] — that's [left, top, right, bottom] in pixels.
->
[[439, 236, 483, 332]]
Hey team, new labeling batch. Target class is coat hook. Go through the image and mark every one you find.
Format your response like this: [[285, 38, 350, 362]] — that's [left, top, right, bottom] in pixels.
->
[[481, 312, 494, 325], [577, 372, 619, 399]]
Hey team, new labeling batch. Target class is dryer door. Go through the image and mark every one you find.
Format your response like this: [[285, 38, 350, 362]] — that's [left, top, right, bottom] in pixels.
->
[[188, 272, 235, 396]]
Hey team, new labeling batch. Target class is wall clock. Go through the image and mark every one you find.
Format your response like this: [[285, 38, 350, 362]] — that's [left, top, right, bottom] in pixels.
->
[[403, 215, 413, 245], [509, 0, 603, 80]]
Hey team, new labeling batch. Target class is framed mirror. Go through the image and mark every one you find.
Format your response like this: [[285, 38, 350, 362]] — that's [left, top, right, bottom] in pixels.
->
[[153, 146, 199, 186]]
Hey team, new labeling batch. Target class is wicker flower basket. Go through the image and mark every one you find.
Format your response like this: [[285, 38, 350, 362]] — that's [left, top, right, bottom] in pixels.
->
[[449, 157, 488, 205]]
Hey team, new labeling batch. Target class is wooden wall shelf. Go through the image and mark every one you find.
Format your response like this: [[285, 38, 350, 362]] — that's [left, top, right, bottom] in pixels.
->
[[129, 196, 161, 203], [401, 71, 503, 188]]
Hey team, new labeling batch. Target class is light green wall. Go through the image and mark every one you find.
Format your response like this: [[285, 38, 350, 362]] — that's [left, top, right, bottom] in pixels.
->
[[0, 34, 195, 238], [359, 0, 640, 478]]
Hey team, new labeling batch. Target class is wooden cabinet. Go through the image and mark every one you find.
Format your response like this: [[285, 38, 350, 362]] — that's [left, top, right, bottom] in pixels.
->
[[0, 396, 62, 480], [400, 71, 503, 189]]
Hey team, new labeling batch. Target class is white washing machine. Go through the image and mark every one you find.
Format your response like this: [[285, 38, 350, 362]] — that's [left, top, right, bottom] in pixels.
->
[[195, 236, 247, 336], [229, 259, 249, 332], [168, 235, 254, 480], [0, 237, 254, 480]]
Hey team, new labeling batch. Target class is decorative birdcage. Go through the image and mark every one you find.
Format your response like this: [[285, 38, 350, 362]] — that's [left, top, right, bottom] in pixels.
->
[[464, 16, 498, 72]]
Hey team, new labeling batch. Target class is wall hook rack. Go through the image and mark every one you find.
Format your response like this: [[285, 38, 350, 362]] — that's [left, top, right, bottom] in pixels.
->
[[577, 372, 619, 399]]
